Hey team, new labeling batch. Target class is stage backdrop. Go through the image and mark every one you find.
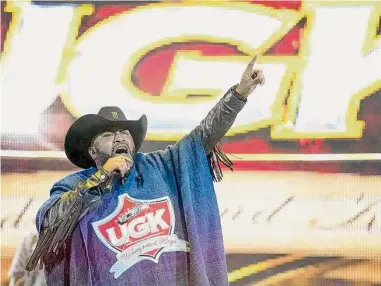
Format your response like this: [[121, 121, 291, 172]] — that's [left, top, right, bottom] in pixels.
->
[[1, 1, 381, 285]]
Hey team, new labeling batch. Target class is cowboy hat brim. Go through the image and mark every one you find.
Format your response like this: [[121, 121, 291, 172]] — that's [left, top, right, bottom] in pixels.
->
[[64, 114, 147, 169]]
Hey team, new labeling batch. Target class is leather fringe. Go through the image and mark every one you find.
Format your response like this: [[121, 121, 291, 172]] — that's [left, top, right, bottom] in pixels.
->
[[208, 142, 233, 182], [26, 196, 85, 272]]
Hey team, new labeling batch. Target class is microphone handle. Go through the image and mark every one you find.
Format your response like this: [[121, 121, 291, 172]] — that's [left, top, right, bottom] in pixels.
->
[[103, 171, 122, 192]]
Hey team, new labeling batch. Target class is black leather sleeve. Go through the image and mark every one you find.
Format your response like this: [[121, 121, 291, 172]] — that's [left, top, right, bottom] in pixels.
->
[[197, 85, 247, 154], [42, 168, 111, 229], [25, 168, 114, 271]]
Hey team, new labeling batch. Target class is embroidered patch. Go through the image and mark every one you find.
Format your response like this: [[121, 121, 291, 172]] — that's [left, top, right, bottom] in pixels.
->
[[92, 194, 189, 278]]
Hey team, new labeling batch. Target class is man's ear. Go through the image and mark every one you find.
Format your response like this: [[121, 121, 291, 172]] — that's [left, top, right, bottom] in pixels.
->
[[88, 146, 97, 160]]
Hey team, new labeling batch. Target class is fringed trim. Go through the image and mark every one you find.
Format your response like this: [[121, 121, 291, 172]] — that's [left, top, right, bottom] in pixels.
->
[[26, 196, 85, 272], [208, 142, 233, 182]]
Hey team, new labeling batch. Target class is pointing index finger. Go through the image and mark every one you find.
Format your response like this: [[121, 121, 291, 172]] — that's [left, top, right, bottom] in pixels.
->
[[245, 54, 257, 72]]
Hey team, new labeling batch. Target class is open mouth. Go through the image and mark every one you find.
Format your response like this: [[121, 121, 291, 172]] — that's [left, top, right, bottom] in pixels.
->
[[114, 146, 129, 155]]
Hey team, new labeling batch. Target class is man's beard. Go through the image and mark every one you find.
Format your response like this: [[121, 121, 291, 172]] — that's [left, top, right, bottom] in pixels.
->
[[94, 150, 112, 168]]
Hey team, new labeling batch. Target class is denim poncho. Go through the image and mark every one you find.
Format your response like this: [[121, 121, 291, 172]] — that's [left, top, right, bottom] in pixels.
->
[[36, 130, 228, 285]]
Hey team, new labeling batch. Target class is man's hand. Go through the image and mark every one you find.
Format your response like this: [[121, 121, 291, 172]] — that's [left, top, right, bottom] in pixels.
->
[[235, 54, 265, 97], [102, 155, 133, 177]]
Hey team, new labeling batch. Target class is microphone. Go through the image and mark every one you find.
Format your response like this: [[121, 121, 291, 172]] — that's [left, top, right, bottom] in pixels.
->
[[103, 171, 122, 192]]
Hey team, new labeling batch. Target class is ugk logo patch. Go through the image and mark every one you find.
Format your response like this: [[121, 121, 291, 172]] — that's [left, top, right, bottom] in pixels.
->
[[92, 194, 189, 278]]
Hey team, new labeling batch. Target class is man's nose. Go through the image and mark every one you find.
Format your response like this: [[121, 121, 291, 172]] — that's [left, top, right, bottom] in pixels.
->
[[114, 132, 126, 143]]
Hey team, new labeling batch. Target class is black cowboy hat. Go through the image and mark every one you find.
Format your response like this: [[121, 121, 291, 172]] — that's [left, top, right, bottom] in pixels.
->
[[64, 106, 147, 169]]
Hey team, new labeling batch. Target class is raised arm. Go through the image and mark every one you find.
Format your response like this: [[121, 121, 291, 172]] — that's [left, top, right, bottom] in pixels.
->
[[197, 54, 265, 154], [197, 85, 246, 154]]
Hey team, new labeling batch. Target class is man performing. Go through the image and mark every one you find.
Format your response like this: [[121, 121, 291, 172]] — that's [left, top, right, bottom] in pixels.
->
[[26, 55, 265, 285]]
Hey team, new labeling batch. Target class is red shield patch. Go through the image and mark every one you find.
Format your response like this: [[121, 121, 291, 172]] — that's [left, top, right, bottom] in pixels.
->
[[93, 194, 174, 258]]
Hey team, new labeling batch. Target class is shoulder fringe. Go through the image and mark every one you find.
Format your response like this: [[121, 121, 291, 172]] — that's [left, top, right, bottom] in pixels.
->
[[207, 142, 233, 182]]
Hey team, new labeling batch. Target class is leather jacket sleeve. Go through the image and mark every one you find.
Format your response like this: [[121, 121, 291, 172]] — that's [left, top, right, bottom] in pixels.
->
[[25, 168, 114, 271], [196, 84, 247, 154], [42, 168, 110, 229]]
